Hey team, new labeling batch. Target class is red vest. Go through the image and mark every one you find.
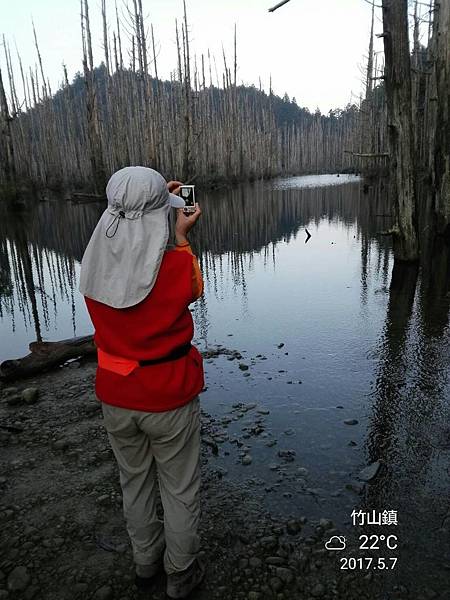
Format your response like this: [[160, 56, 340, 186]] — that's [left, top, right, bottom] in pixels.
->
[[84, 250, 204, 412]]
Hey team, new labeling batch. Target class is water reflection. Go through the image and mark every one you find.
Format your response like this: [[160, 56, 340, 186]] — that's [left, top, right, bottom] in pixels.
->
[[0, 178, 392, 359], [364, 240, 450, 590], [0, 202, 98, 358]]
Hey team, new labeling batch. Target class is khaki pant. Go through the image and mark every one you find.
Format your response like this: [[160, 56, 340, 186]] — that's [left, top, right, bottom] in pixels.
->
[[101, 396, 201, 575]]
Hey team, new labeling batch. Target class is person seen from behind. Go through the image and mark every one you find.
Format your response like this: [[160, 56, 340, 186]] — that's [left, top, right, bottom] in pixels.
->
[[79, 166, 205, 599]]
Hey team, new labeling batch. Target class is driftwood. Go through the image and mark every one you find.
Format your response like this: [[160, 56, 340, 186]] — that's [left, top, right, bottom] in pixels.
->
[[0, 335, 96, 382], [71, 192, 107, 204]]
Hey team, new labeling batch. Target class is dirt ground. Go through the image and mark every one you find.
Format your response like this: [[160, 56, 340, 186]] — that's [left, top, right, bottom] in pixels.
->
[[0, 358, 444, 600]]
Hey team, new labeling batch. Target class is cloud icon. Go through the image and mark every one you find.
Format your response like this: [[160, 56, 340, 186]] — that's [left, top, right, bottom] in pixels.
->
[[325, 535, 346, 551]]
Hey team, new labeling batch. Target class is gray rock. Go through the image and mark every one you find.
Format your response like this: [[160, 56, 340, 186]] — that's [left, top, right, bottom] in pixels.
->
[[277, 450, 296, 462], [345, 481, 365, 494], [214, 466, 228, 478], [343, 419, 358, 425], [93, 586, 113, 600], [7, 565, 30, 591], [242, 454, 252, 466], [73, 583, 88, 593], [67, 361, 81, 369], [265, 556, 285, 566], [53, 439, 69, 451], [358, 460, 381, 482], [286, 520, 301, 535], [22, 388, 39, 405], [269, 577, 283, 592], [276, 567, 294, 584], [239, 364, 249, 371], [96, 494, 110, 505], [318, 518, 334, 530], [2, 387, 18, 395], [249, 557, 262, 569], [260, 536, 278, 550], [24, 586, 39, 600], [311, 583, 326, 597]]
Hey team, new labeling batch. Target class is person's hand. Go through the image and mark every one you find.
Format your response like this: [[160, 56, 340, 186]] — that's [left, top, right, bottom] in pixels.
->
[[167, 180, 183, 195], [175, 204, 202, 245]]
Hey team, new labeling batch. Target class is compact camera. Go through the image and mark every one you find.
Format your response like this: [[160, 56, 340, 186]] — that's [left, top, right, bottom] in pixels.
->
[[180, 185, 196, 213]]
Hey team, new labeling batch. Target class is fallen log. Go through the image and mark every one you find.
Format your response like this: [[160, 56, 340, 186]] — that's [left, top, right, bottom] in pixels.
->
[[0, 339, 242, 383], [71, 192, 107, 204], [0, 335, 96, 382]]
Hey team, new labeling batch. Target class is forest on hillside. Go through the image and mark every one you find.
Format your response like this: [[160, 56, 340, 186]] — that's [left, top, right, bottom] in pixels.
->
[[0, 0, 449, 264], [0, 4, 363, 193]]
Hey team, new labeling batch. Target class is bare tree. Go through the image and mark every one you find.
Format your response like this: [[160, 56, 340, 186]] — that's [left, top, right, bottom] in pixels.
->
[[381, 0, 418, 261]]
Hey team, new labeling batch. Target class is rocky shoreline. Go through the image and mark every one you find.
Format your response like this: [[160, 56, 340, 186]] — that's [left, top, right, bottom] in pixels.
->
[[0, 358, 444, 600]]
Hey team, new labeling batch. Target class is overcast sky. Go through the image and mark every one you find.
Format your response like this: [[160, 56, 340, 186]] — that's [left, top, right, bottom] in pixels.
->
[[1, 0, 385, 113]]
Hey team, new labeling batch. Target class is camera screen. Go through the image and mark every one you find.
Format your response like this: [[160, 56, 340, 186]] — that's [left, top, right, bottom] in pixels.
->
[[180, 186, 195, 207]]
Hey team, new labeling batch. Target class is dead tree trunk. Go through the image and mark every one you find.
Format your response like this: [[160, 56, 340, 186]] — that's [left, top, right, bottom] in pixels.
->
[[81, 0, 106, 194], [433, 1, 450, 238], [381, 0, 419, 261], [0, 67, 17, 189]]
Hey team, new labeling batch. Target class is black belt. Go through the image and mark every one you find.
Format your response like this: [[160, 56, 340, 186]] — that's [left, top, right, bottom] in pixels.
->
[[139, 343, 192, 367]]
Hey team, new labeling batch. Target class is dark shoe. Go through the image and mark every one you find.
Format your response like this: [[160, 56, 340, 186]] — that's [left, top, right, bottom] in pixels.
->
[[166, 558, 206, 599], [135, 559, 164, 591]]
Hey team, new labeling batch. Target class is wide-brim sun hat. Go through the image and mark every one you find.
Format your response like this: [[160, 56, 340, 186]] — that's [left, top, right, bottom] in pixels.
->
[[79, 166, 185, 309]]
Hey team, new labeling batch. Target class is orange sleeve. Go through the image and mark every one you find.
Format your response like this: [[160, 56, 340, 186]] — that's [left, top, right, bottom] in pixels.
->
[[174, 244, 204, 300]]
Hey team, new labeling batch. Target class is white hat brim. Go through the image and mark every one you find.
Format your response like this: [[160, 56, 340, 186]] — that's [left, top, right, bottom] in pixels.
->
[[169, 193, 185, 208]]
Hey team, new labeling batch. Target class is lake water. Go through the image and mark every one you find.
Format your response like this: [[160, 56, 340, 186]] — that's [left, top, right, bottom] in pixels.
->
[[1, 174, 449, 596]]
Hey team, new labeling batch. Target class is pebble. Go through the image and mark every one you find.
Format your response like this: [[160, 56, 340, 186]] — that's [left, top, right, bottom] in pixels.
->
[[286, 520, 301, 535], [345, 481, 365, 494], [277, 450, 296, 462], [311, 582, 326, 597], [22, 388, 39, 405], [319, 518, 333, 530], [238, 364, 249, 371], [249, 557, 262, 568], [358, 460, 381, 482], [2, 387, 18, 395], [24, 586, 39, 600], [242, 454, 252, 466], [276, 567, 294, 583], [343, 419, 358, 425], [93, 586, 113, 600], [269, 577, 283, 592], [265, 556, 285, 565], [260, 536, 278, 550], [96, 494, 110, 505], [67, 362, 81, 369], [7, 565, 30, 591], [53, 439, 69, 451]]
